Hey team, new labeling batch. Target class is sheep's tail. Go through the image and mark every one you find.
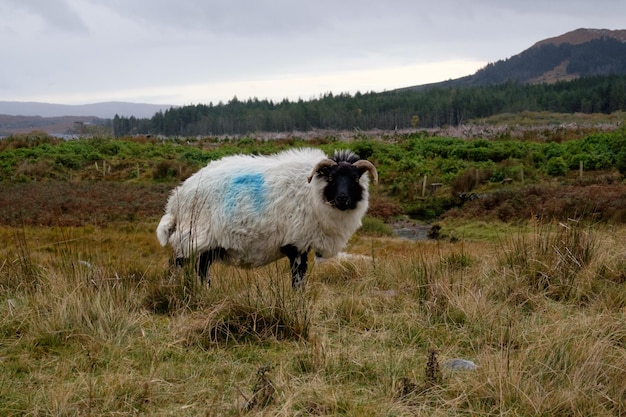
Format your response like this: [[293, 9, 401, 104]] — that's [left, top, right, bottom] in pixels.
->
[[156, 213, 176, 246]]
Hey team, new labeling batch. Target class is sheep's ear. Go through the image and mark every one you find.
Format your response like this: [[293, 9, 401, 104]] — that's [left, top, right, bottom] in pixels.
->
[[353, 160, 378, 185]]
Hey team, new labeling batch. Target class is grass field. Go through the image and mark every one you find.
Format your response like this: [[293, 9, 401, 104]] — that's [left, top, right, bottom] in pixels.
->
[[1, 218, 625, 416], [1, 127, 626, 415]]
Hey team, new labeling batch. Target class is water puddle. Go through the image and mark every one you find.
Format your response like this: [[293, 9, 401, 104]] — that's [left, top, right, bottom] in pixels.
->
[[391, 220, 434, 241]]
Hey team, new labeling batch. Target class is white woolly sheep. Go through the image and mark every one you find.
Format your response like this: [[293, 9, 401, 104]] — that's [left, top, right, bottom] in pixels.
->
[[156, 147, 378, 289]]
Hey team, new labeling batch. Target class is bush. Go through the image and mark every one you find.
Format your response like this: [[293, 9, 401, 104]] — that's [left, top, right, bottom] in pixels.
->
[[54, 153, 83, 169], [351, 139, 377, 160], [451, 168, 493, 194], [359, 216, 393, 236], [366, 193, 404, 219], [152, 160, 195, 181], [545, 156, 568, 176], [406, 196, 459, 220]]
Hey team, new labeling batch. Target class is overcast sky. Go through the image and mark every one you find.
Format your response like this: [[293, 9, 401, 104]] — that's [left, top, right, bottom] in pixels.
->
[[1, 0, 625, 106]]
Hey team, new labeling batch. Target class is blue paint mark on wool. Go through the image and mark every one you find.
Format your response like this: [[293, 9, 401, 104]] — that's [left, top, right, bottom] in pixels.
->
[[224, 173, 267, 215]]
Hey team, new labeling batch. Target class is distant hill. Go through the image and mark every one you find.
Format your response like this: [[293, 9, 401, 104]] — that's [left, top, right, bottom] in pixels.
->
[[0, 114, 108, 137], [0, 101, 176, 136], [0, 101, 175, 119], [400, 28, 626, 91]]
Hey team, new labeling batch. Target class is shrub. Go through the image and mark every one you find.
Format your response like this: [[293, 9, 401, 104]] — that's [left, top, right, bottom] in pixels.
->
[[359, 216, 393, 236], [54, 150, 84, 169], [406, 196, 459, 220], [545, 156, 568, 176], [366, 193, 404, 219], [152, 160, 195, 181], [451, 167, 493, 194], [351, 139, 377, 160]]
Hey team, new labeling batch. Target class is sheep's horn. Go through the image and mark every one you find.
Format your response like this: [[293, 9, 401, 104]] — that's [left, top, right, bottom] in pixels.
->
[[307, 158, 337, 183], [353, 160, 378, 185]]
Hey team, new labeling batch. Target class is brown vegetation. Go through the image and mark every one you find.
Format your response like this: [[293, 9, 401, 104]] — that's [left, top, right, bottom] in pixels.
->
[[0, 182, 170, 227], [445, 181, 626, 223], [2, 175, 624, 229]]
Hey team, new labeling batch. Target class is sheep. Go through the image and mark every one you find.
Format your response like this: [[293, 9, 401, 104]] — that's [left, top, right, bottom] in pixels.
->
[[156, 147, 378, 289]]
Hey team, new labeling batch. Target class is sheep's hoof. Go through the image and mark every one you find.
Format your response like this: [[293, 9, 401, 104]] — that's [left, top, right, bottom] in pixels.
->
[[292, 276, 306, 290]]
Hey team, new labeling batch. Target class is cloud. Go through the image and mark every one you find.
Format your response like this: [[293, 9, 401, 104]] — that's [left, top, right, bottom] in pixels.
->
[[1, 0, 89, 34], [1, 0, 625, 105]]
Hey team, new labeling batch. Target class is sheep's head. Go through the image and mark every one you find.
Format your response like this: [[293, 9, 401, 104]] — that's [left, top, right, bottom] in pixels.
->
[[307, 151, 378, 211]]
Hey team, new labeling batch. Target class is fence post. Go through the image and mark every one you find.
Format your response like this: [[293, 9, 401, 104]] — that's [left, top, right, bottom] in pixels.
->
[[579, 160, 583, 179]]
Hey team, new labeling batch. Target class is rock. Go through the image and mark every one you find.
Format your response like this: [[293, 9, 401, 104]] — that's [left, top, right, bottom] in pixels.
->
[[444, 358, 478, 370]]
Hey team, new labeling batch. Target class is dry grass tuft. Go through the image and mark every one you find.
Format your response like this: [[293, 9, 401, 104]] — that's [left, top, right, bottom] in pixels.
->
[[497, 219, 599, 304]]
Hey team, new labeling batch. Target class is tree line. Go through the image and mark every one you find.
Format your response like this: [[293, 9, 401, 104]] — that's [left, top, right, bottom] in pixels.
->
[[113, 74, 626, 137]]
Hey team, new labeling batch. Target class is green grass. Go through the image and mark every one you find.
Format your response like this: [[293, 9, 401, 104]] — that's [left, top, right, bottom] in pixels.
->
[[1, 221, 626, 415]]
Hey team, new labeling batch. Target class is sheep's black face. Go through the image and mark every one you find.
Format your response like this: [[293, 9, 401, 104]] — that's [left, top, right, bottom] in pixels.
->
[[321, 162, 364, 211]]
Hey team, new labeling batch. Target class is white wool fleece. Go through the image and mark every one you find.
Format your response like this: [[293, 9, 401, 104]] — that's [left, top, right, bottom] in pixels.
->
[[156, 148, 371, 267]]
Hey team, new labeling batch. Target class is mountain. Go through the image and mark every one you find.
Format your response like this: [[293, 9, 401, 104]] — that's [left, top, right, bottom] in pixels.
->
[[401, 28, 626, 91], [0, 101, 175, 119]]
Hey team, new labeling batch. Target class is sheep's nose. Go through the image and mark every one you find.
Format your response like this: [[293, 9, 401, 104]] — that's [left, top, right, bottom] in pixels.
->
[[335, 194, 350, 209]]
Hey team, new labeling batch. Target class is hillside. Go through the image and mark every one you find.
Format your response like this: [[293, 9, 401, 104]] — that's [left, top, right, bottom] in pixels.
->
[[402, 28, 626, 91]]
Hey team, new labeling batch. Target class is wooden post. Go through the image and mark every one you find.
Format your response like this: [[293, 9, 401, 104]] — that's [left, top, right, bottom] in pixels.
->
[[579, 160, 583, 179], [429, 183, 443, 196], [520, 166, 525, 185], [422, 175, 427, 197]]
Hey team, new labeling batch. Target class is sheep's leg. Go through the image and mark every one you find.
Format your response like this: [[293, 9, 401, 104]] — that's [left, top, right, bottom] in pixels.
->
[[198, 248, 226, 287], [175, 248, 225, 288], [198, 251, 211, 287], [197, 248, 226, 287], [281, 245, 308, 289], [175, 256, 208, 285]]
